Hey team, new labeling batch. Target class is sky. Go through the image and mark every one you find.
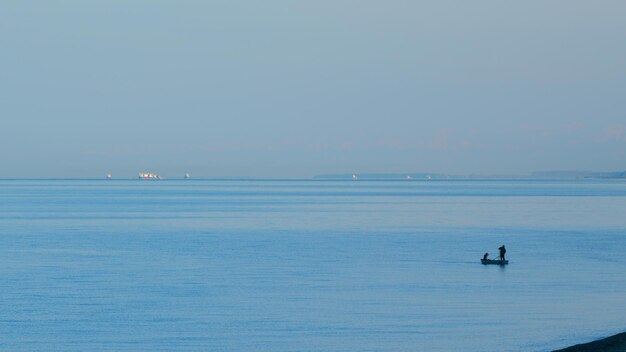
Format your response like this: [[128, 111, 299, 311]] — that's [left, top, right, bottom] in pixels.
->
[[1, 1, 625, 178]]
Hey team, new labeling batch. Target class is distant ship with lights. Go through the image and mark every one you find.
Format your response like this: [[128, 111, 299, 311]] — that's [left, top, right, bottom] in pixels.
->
[[138, 172, 160, 179]]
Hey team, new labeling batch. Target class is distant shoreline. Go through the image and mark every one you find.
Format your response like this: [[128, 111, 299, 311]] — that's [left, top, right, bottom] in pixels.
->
[[1, 176, 626, 181], [313, 171, 626, 180], [552, 331, 626, 352]]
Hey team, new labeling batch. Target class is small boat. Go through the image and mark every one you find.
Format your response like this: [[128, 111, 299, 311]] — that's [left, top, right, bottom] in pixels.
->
[[481, 259, 509, 265], [139, 172, 160, 179]]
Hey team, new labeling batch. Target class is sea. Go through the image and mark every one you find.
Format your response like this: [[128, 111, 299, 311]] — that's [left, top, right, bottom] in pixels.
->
[[1, 178, 626, 351]]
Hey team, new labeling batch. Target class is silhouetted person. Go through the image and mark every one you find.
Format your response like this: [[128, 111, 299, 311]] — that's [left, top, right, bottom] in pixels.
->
[[498, 245, 506, 261], [483, 252, 489, 260]]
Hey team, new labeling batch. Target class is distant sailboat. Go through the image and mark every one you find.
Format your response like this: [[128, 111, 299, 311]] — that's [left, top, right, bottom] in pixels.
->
[[106, 173, 112, 179], [184, 173, 191, 179], [352, 174, 358, 180]]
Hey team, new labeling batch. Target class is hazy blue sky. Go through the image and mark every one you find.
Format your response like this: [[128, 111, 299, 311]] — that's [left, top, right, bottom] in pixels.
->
[[1, 1, 625, 178]]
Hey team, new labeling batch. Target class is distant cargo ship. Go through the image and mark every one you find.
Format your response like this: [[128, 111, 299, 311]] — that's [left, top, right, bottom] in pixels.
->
[[139, 172, 160, 179]]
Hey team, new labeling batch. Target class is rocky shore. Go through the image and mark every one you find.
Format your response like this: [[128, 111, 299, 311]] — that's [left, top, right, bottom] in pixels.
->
[[553, 331, 626, 352]]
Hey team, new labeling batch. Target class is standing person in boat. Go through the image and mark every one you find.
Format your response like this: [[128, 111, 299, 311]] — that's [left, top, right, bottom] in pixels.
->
[[498, 245, 506, 261], [483, 252, 489, 260]]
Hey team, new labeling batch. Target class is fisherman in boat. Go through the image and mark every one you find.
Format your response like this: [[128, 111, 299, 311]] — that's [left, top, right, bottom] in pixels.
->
[[498, 245, 506, 261], [483, 252, 489, 260]]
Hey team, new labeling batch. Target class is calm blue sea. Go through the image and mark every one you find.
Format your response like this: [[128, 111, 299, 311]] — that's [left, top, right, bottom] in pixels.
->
[[1, 179, 626, 351]]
